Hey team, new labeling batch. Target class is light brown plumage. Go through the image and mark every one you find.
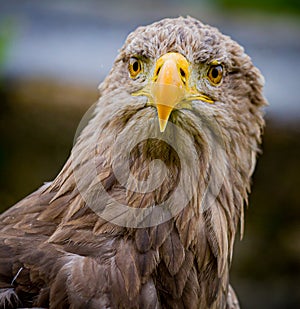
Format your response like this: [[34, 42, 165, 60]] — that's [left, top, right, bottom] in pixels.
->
[[0, 17, 267, 308]]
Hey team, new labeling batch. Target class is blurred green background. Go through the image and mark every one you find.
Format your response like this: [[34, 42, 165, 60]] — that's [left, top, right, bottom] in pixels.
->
[[217, 0, 300, 14], [0, 1, 299, 308]]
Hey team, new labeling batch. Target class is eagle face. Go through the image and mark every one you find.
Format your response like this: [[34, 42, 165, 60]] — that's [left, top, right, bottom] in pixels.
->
[[101, 16, 265, 135], [0, 16, 267, 309]]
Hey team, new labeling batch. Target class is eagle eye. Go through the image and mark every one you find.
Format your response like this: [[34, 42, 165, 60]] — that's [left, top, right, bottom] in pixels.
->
[[207, 64, 223, 85], [128, 57, 142, 78]]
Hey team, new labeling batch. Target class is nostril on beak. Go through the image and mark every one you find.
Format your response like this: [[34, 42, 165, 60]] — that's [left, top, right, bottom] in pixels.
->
[[156, 66, 161, 76], [179, 68, 186, 84], [153, 66, 161, 82]]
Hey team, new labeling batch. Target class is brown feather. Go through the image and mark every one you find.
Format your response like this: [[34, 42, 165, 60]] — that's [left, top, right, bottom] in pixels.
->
[[160, 228, 185, 276], [115, 240, 141, 300]]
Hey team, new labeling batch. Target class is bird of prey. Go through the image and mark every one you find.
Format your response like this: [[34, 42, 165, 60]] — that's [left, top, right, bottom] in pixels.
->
[[0, 17, 267, 309]]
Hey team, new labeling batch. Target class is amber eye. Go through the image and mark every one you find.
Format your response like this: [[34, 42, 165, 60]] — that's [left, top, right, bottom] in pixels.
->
[[207, 64, 223, 85], [128, 57, 142, 78]]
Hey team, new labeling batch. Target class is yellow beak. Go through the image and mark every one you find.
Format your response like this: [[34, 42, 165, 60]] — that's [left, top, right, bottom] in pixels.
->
[[132, 52, 214, 132], [151, 52, 189, 132]]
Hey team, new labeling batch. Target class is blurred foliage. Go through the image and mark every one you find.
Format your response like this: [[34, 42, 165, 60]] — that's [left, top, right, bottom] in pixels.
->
[[232, 121, 300, 309], [0, 19, 14, 71], [0, 78, 97, 209], [0, 79, 299, 308], [216, 0, 300, 14]]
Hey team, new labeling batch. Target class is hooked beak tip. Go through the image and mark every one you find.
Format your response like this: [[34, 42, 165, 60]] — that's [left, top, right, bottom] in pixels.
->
[[158, 118, 168, 132]]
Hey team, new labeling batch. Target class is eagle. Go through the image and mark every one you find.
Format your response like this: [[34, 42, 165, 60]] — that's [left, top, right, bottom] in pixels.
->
[[0, 17, 267, 308]]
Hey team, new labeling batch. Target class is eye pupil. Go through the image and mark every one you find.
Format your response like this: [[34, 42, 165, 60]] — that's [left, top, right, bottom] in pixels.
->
[[133, 60, 139, 72], [211, 67, 219, 78]]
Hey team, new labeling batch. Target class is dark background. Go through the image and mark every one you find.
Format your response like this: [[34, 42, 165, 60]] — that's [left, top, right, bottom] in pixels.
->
[[0, 1, 299, 308]]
